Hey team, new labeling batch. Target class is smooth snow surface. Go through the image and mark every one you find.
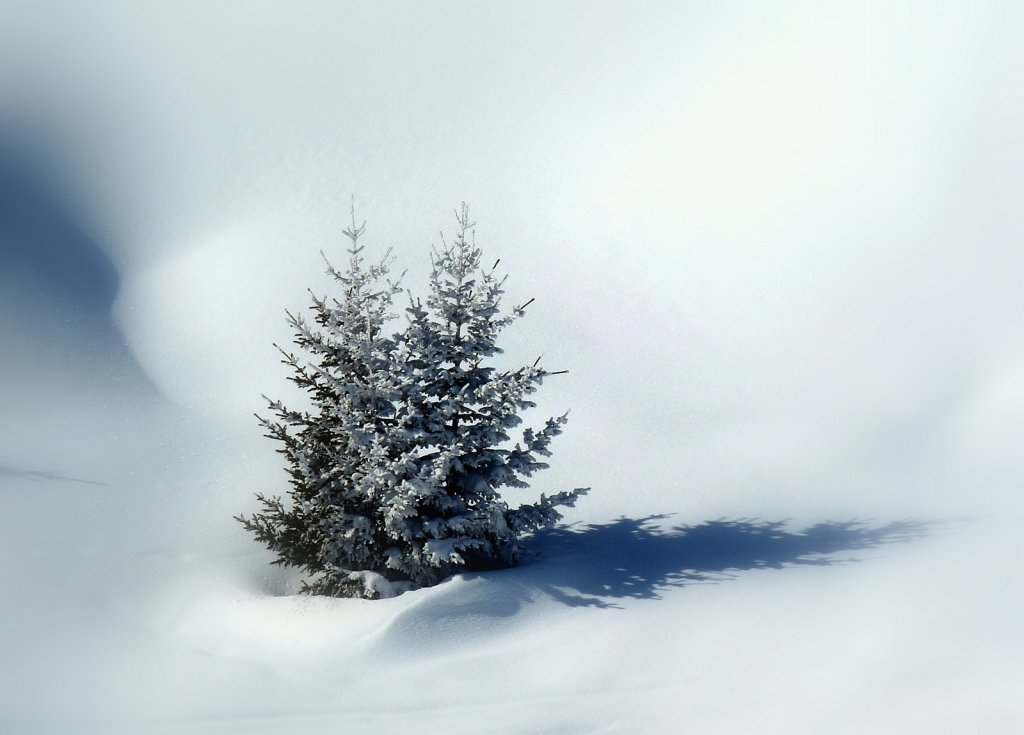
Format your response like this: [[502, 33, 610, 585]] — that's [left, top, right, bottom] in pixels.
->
[[2, 2, 1022, 733]]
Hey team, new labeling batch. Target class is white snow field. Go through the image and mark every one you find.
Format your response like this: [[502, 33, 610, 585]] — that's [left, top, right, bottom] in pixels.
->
[[2, 2, 1022, 733]]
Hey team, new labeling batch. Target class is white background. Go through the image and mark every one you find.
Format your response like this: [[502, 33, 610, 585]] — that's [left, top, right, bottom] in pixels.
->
[[1, 2, 1021, 732]]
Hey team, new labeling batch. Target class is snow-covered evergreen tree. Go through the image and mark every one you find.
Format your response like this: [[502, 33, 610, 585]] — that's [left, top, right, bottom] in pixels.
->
[[379, 205, 587, 586], [237, 209, 405, 597], [238, 204, 587, 598]]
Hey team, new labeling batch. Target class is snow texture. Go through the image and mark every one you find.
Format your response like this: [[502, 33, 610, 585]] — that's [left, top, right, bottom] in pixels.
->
[[1, 2, 1023, 733]]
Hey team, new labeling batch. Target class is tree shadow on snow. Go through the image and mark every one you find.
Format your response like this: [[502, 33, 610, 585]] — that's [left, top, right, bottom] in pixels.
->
[[516, 516, 941, 609]]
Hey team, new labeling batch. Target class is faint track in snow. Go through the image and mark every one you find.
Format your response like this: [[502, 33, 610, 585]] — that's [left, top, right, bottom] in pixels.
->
[[0, 465, 106, 485]]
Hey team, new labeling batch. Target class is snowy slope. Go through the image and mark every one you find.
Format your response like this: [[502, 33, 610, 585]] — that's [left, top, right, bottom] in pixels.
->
[[2, 2, 1023, 733]]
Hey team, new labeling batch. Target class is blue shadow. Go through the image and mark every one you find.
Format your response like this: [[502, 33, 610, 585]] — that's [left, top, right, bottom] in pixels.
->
[[0, 145, 155, 394], [0, 150, 118, 315], [372, 516, 943, 646], [519, 516, 940, 608]]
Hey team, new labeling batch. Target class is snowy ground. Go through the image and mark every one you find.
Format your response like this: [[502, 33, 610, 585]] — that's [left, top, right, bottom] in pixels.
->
[[2, 2, 1023, 733]]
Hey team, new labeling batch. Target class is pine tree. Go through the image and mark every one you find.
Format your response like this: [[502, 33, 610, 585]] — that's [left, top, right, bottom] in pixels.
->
[[238, 204, 587, 598], [237, 209, 405, 597]]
